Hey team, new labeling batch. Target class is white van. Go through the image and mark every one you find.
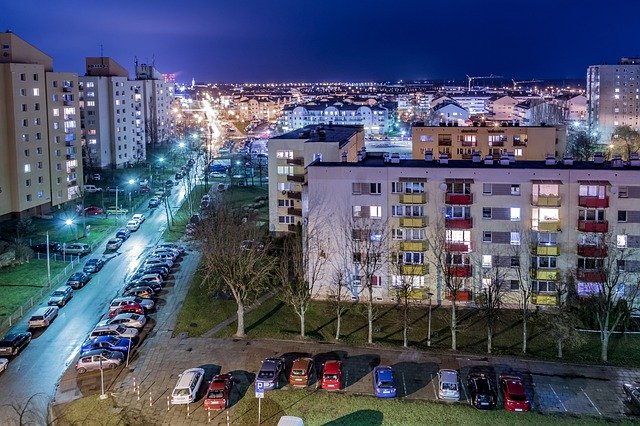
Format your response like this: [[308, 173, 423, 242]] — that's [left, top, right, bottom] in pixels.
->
[[28, 306, 59, 328], [83, 185, 102, 193], [171, 368, 205, 404]]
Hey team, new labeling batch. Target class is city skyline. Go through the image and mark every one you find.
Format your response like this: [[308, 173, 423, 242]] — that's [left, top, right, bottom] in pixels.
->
[[3, 0, 640, 83]]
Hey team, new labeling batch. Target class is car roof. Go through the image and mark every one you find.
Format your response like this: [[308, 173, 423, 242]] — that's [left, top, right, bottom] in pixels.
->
[[323, 360, 341, 373], [291, 358, 312, 369], [261, 358, 283, 370], [376, 366, 394, 381], [439, 369, 459, 381], [502, 377, 526, 394], [81, 349, 112, 357]]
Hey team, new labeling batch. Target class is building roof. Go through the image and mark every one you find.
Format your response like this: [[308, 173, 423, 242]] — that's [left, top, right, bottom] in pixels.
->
[[271, 124, 362, 148]]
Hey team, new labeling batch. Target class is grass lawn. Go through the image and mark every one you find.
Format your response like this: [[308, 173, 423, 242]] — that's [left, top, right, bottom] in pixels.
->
[[0, 260, 68, 320], [224, 185, 268, 222], [162, 183, 211, 242]]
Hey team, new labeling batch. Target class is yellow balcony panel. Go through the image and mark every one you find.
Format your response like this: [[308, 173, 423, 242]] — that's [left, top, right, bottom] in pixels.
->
[[401, 264, 427, 275], [399, 193, 427, 204], [534, 195, 561, 206], [531, 293, 558, 306], [538, 221, 561, 232], [400, 241, 427, 251], [536, 245, 560, 256], [399, 217, 426, 228], [530, 268, 559, 280]]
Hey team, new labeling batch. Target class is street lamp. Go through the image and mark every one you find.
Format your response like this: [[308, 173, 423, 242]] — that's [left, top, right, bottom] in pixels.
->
[[128, 179, 135, 213], [65, 218, 77, 241], [427, 291, 434, 347]]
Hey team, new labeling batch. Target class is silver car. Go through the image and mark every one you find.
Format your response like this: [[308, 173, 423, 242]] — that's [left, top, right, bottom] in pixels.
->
[[47, 286, 73, 307], [75, 349, 124, 373], [438, 369, 461, 401], [102, 313, 147, 329]]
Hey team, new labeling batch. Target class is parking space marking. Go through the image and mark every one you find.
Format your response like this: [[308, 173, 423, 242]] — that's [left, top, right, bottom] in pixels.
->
[[549, 384, 567, 412], [401, 372, 407, 397], [581, 388, 602, 416], [461, 380, 469, 402], [431, 373, 438, 398]]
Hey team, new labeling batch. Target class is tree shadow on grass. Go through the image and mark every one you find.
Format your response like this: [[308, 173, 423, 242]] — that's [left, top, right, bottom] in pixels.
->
[[324, 409, 383, 426], [245, 300, 284, 334]]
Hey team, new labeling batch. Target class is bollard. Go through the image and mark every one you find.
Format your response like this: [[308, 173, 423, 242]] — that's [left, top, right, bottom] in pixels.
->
[[136, 385, 140, 401], [149, 392, 152, 406], [187, 403, 190, 417], [208, 410, 211, 422], [133, 377, 136, 390], [167, 396, 170, 411], [227, 410, 230, 426]]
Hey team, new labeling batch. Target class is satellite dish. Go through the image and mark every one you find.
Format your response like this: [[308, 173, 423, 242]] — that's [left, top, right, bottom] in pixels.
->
[[610, 186, 618, 194], [439, 183, 448, 192]]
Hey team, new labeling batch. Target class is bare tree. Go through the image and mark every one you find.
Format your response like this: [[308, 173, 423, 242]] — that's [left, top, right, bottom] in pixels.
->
[[477, 250, 511, 354], [544, 271, 583, 359], [388, 241, 423, 348], [511, 227, 535, 354], [196, 203, 275, 337]]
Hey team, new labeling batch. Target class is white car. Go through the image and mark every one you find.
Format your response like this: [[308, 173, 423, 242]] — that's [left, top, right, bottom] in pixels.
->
[[437, 369, 461, 401], [106, 238, 123, 251], [89, 324, 139, 340], [28, 306, 59, 328], [126, 220, 140, 231], [102, 313, 147, 329], [132, 214, 145, 223], [171, 368, 205, 405], [156, 243, 185, 254], [151, 249, 178, 261], [144, 257, 173, 269], [0, 358, 8, 373]]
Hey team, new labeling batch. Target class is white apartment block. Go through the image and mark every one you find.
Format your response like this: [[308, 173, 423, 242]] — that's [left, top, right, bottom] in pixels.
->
[[281, 103, 390, 135], [136, 63, 173, 147], [305, 150, 640, 307], [588, 57, 640, 141]]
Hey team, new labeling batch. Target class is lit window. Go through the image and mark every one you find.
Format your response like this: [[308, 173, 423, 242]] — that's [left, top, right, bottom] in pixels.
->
[[510, 232, 520, 245], [482, 255, 492, 268], [510, 208, 521, 221], [53, 108, 59, 117], [514, 148, 523, 157], [24, 164, 31, 173], [617, 235, 627, 248], [32, 88, 40, 96]]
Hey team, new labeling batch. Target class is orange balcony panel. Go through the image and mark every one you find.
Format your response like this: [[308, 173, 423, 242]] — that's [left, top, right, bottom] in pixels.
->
[[577, 220, 608, 233], [448, 265, 472, 277], [445, 242, 471, 252], [445, 290, 472, 301], [577, 245, 608, 258], [577, 269, 606, 282], [578, 196, 609, 208], [445, 218, 473, 229], [445, 193, 473, 204]]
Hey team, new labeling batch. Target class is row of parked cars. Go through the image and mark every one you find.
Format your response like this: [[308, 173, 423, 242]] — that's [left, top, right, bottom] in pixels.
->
[[74, 239, 185, 374]]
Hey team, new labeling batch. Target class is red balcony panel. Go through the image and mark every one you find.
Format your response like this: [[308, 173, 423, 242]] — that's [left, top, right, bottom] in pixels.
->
[[577, 269, 606, 282], [577, 245, 608, 258], [445, 218, 473, 229], [445, 193, 473, 204], [578, 196, 609, 208], [448, 265, 472, 277], [445, 242, 471, 252], [577, 220, 608, 233], [445, 290, 472, 301]]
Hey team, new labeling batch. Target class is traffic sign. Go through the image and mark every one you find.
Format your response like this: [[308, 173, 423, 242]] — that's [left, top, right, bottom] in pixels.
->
[[255, 381, 264, 398]]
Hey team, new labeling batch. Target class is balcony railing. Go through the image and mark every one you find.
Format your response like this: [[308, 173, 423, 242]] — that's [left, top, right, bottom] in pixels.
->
[[577, 220, 608, 233], [401, 264, 428, 275], [578, 196, 609, 208], [399, 217, 427, 228], [536, 245, 560, 256], [445, 218, 473, 229], [445, 242, 471, 252], [62, 86, 72, 92], [460, 141, 477, 147], [445, 290, 472, 301], [286, 191, 302, 200], [438, 139, 452, 146], [531, 293, 558, 306], [577, 269, 606, 282], [286, 174, 305, 183], [400, 241, 427, 251], [448, 265, 472, 277], [577, 245, 608, 258], [530, 268, 559, 280], [287, 207, 302, 216], [445, 193, 473, 204], [532, 195, 561, 207], [399, 193, 427, 204], [286, 157, 304, 166], [537, 220, 561, 232]]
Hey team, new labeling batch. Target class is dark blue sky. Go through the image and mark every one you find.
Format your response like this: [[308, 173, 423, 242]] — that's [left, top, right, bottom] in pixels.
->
[[3, 0, 639, 83]]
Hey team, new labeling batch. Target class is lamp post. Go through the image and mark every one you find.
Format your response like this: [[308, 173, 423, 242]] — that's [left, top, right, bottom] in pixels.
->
[[427, 291, 434, 347], [46, 231, 51, 287], [65, 218, 77, 241], [99, 357, 107, 400], [128, 179, 135, 213]]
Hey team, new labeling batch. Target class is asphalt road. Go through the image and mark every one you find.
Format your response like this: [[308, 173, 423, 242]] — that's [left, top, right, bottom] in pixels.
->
[[0, 183, 190, 424]]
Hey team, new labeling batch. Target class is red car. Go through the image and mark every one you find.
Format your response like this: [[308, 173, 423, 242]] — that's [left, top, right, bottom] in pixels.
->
[[320, 360, 342, 390], [84, 206, 104, 215], [204, 374, 233, 410], [108, 303, 145, 319], [499, 375, 530, 412]]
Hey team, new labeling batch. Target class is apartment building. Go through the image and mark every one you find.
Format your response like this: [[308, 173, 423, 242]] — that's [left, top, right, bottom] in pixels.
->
[[587, 57, 640, 141], [305, 151, 640, 306], [281, 102, 390, 134], [0, 32, 82, 218], [136, 63, 173, 147], [79, 57, 146, 169], [411, 123, 566, 161], [268, 124, 365, 234]]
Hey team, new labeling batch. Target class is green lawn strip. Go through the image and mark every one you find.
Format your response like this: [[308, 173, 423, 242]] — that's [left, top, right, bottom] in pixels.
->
[[53, 396, 143, 426], [223, 185, 268, 222], [230, 390, 609, 426], [0, 260, 68, 319], [162, 183, 211, 242]]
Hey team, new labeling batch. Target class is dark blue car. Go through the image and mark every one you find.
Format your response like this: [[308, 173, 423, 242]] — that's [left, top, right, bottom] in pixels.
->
[[80, 336, 132, 356], [373, 365, 397, 398]]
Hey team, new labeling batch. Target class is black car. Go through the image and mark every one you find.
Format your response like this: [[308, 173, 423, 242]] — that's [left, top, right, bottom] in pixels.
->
[[164, 179, 174, 188], [467, 373, 497, 410], [187, 158, 195, 166], [140, 265, 170, 279], [175, 171, 184, 180], [124, 280, 161, 294], [31, 242, 62, 254], [66, 272, 92, 289], [83, 258, 105, 273], [623, 383, 640, 409], [0, 332, 32, 356]]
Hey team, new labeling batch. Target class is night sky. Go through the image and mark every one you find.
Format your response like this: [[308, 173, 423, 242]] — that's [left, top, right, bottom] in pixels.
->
[[3, 0, 639, 83]]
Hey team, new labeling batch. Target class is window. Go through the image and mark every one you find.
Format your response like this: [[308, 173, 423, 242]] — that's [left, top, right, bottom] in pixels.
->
[[37, 191, 43, 199], [514, 148, 523, 157], [510, 232, 520, 245], [482, 255, 492, 268], [483, 231, 492, 243], [370, 206, 382, 218], [392, 228, 404, 240], [510, 184, 520, 196], [533, 281, 556, 293], [618, 210, 627, 222], [278, 215, 295, 224], [26, 194, 31, 202], [510, 280, 520, 291], [277, 166, 293, 175], [370, 183, 381, 194], [19, 88, 26, 96], [25, 179, 31, 187], [617, 235, 628, 248], [53, 108, 59, 117], [510, 208, 521, 221], [20, 73, 26, 81], [536, 256, 557, 268], [618, 186, 628, 198], [482, 208, 492, 219], [510, 256, 520, 267], [32, 88, 39, 96], [21, 104, 27, 112], [24, 164, 31, 173], [538, 232, 557, 245], [402, 252, 425, 265], [276, 150, 293, 159], [38, 176, 43, 184], [277, 199, 294, 207], [483, 183, 492, 195], [420, 135, 434, 142]]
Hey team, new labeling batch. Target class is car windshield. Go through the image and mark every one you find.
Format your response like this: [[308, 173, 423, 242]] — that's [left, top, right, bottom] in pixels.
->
[[52, 291, 65, 296], [323, 374, 338, 381], [173, 388, 190, 396], [291, 369, 306, 376], [509, 393, 526, 401], [31, 316, 44, 320], [378, 380, 394, 389], [477, 394, 493, 403], [207, 390, 224, 399], [258, 371, 274, 379], [442, 382, 458, 391]]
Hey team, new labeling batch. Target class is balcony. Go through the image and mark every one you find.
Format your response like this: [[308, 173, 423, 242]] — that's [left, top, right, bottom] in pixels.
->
[[445, 218, 473, 229], [578, 196, 609, 208], [286, 191, 302, 200], [445, 242, 471, 252], [577, 245, 608, 257], [537, 220, 561, 232], [63, 100, 73, 106], [532, 195, 561, 207], [460, 141, 477, 147], [536, 245, 560, 256], [399, 217, 427, 228], [577, 220, 608, 233], [400, 241, 427, 251], [445, 193, 473, 204], [530, 268, 559, 280], [286, 174, 305, 183], [287, 207, 302, 216], [531, 293, 558, 306], [286, 157, 304, 166], [62, 86, 72, 92], [399, 193, 427, 204], [438, 139, 452, 146], [445, 290, 472, 301], [448, 265, 472, 277], [577, 269, 606, 283], [287, 224, 299, 232], [488, 138, 506, 147], [513, 138, 528, 147], [401, 264, 428, 275]]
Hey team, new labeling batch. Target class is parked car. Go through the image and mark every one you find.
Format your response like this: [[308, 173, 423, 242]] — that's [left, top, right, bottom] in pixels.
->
[[153, 190, 165, 198], [187, 158, 195, 166], [126, 220, 140, 232], [89, 324, 139, 341], [468, 372, 497, 410], [124, 280, 161, 294], [106, 238, 123, 251], [83, 206, 104, 215], [256, 357, 286, 390], [623, 383, 640, 408], [100, 313, 147, 329], [106, 186, 124, 193], [122, 286, 156, 300], [150, 252, 176, 264], [31, 242, 62, 254], [0, 358, 7, 373], [148, 197, 161, 208], [63, 243, 91, 255], [157, 243, 185, 254], [320, 360, 342, 390], [373, 365, 396, 398], [138, 179, 149, 187], [171, 368, 206, 404], [91, 173, 101, 181], [135, 273, 164, 286], [138, 265, 169, 279], [204, 373, 233, 410], [47, 286, 73, 307], [0, 332, 32, 356], [132, 213, 145, 223], [164, 180, 174, 188], [499, 375, 530, 412], [175, 171, 184, 180], [80, 336, 132, 357], [201, 194, 211, 203], [437, 369, 460, 401], [116, 228, 131, 240], [140, 186, 151, 194], [66, 272, 91, 289], [28, 306, 59, 328], [109, 296, 154, 312], [83, 185, 102, 193], [75, 349, 124, 373], [143, 258, 173, 270], [289, 357, 314, 387], [106, 206, 128, 215], [108, 303, 146, 319], [83, 258, 105, 273]]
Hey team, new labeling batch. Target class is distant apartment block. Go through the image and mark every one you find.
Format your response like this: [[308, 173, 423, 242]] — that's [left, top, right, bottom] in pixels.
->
[[588, 57, 640, 140], [281, 102, 390, 134], [0, 31, 82, 218]]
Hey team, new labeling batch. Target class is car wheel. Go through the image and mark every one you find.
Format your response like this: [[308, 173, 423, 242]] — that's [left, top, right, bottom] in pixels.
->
[[109, 363, 117, 369], [628, 395, 633, 403], [77, 367, 86, 374]]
